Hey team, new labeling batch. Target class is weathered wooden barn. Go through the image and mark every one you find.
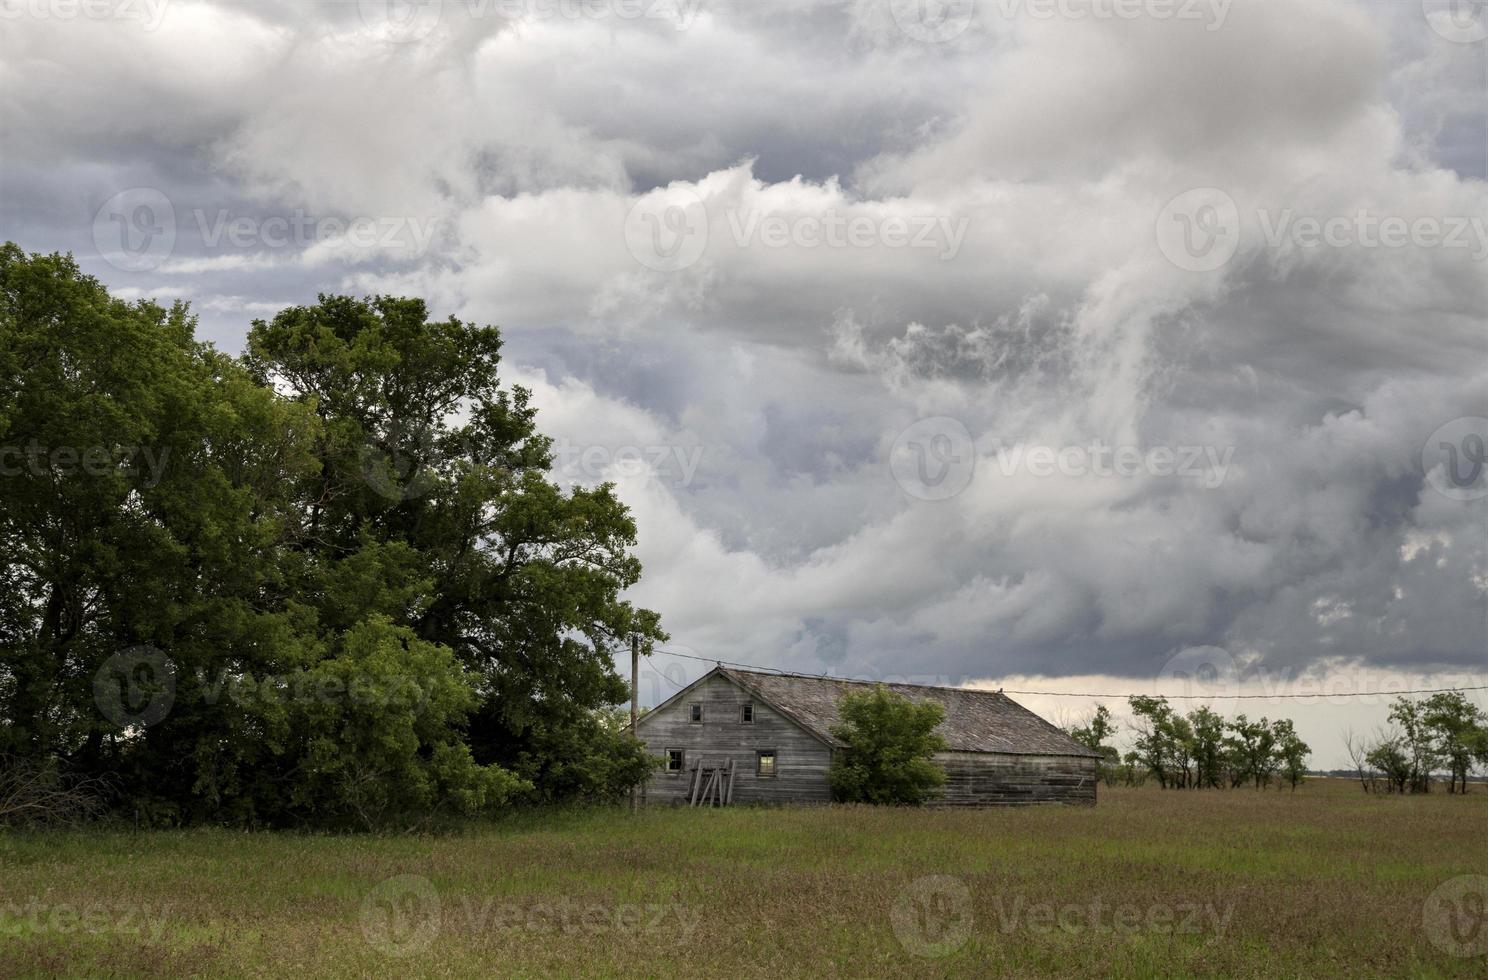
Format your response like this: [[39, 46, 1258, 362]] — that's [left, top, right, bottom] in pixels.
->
[[634, 666, 1099, 806]]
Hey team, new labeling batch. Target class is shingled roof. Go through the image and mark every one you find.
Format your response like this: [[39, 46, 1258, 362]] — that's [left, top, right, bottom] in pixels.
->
[[718, 667, 1101, 758]]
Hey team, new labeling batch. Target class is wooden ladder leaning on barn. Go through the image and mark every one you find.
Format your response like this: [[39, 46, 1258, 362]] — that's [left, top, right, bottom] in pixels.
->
[[686, 759, 735, 807]]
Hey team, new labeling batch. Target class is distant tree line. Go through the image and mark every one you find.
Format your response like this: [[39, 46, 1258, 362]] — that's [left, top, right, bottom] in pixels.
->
[[0, 246, 664, 828], [1343, 693, 1488, 795], [1066, 698, 1311, 791], [1067, 691, 1488, 795]]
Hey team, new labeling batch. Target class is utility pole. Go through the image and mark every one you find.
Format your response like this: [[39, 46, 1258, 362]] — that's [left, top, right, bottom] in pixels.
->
[[630, 632, 640, 813]]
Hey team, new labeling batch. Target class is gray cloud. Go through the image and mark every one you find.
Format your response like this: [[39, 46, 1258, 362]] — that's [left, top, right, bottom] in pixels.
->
[[2, 0, 1484, 759]]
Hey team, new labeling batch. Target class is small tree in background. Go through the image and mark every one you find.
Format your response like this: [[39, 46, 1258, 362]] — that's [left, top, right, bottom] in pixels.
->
[[1271, 719, 1310, 791], [1117, 751, 1148, 787], [1223, 715, 1278, 789], [1188, 706, 1227, 789], [1365, 736, 1412, 794], [829, 686, 947, 805], [1421, 692, 1485, 794], [1388, 697, 1439, 794], [1128, 696, 1180, 788], [1471, 726, 1488, 783], [1067, 704, 1119, 785], [1343, 728, 1379, 793]]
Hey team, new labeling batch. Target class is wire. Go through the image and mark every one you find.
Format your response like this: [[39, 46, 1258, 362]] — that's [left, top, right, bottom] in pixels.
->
[[647, 646, 1488, 700], [995, 685, 1488, 700]]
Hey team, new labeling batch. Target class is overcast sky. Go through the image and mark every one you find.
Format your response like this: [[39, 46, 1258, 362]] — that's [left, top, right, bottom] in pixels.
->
[[2, 0, 1484, 764]]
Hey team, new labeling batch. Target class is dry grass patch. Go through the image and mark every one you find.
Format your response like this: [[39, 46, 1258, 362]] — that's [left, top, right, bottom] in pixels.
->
[[1, 779, 1484, 977]]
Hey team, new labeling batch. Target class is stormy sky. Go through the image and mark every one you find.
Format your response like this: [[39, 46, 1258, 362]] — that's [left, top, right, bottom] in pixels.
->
[[2, 0, 1485, 762]]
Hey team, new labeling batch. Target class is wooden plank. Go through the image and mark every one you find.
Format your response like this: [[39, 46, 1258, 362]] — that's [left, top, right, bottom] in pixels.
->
[[696, 768, 719, 808], [686, 760, 700, 805]]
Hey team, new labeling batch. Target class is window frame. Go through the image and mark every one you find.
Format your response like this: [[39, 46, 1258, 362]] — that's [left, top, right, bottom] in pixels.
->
[[756, 749, 777, 778], [664, 748, 685, 774], [688, 703, 704, 724], [739, 702, 754, 724]]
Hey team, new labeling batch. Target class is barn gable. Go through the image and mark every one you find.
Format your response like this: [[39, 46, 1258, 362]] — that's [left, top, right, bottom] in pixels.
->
[[635, 666, 833, 746], [633, 669, 837, 804]]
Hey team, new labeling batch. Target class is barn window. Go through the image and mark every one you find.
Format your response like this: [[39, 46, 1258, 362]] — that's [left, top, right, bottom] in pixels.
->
[[740, 703, 754, 723], [757, 750, 776, 777], [688, 703, 703, 723], [665, 749, 684, 773]]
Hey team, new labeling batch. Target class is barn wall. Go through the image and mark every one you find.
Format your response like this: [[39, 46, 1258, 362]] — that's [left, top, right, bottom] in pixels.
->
[[636, 674, 833, 804], [932, 751, 1097, 806]]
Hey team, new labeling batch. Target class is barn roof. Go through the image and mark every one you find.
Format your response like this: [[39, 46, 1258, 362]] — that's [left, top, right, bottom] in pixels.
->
[[717, 667, 1101, 758]]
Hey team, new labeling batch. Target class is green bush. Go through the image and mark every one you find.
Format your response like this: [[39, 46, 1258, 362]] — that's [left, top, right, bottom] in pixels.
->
[[828, 685, 947, 805]]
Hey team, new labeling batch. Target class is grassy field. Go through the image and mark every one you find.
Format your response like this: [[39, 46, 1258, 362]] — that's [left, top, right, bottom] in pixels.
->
[[1, 779, 1485, 978]]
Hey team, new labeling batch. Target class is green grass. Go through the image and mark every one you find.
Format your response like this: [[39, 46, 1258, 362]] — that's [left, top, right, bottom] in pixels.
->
[[1, 779, 1485, 977]]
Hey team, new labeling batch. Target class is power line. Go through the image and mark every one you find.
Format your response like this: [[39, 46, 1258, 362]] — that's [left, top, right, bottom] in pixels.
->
[[648, 646, 1488, 700], [991, 685, 1488, 700]]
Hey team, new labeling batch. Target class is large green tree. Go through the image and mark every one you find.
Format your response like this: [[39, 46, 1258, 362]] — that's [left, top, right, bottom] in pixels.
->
[[0, 246, 663, 825], [243, 294, 664, 788]]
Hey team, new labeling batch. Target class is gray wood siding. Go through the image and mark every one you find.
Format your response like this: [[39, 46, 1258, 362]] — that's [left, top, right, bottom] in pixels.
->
[[637, 674, 834, 804], [931, 751, 1097, 807]]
